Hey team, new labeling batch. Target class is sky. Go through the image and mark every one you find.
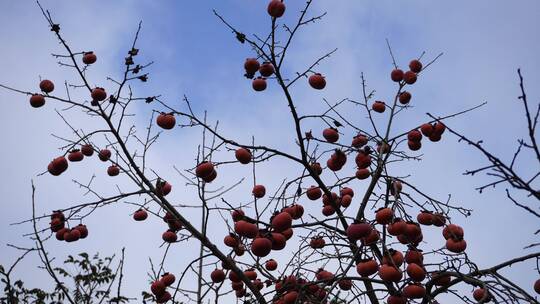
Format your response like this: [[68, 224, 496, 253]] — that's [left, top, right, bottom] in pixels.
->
[[0, 0, 539, 303]]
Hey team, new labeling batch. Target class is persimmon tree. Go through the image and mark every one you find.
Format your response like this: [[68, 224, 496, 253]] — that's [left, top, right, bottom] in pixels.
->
[[1, 1, 539, 303]]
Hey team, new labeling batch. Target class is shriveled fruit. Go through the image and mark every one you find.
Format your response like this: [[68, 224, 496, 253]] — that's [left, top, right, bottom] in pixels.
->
[[473, 288, 491, 302], [152, 291, 172, 304], [64, 229, 81, 242], [327, 150, 346, 171], [252, 77, 267, 91], [55, 228, 68, 241], [50, 218, 64, 232], [378, 265, 402, 282], [156, 113, 176, 130], [391, 69, 404, 82], [283, 291, 298, 304], [251, 237, 272, 257], [224, 234, 239, 247], [166, 216, 182, 232], [281, 228, 293, 240], [398, 233, 423, 245], [231, 209, 245, 222], [375, 207, 393, 225], [265, 259, 278, 271], [387, 218, 407, 236], [259, 62, 275, 77], [29, 94, 45, 108], [202, 169, 217, 183], [107, 165, 120, 176], [51, 211, 65, 221], [309, 73, 326, 90], [316, 269, 334, 281], [404, 71, 417, 84], [162, 230, 177, 243], [432, 213, 446, 226], [403, 283, 426, 299], [408, 140, 422, 151], [244, 58, 260, 74], [163, 213, 183, 231], [346, 222, 372, 240], [82, 51, 97, 64], [81, 144, 93, 156], [252, 184, 266, 198], [284, 204, 304, 220], [315, 288, 327, 299], [310, 236, 325, 249], [306, 186, 322, 200], [283, 275, 298, 289], [244, 269, 257, 280], [361, 229, 380, 245], [352, 134, 368, 148], [404, 222, 422, 239], [405, 249, 424, 265], [98, 149, 111, 161], [399, 91, 412, 104], [322, 128, 339, 143], [408, 130, 422, 142], [310, 162, 323, 175], [356, 168, 370, 179], [432, 272, 451, 286], [382, 249, 404, 267], [429, 133, 442, 142], [322, 205, 335, 216], [74, 224, 88, 239], [156, 291, 171, 303], [327, 157, 342, 172], [234, 220, 258, 238], [161, 273, 176, 286], [155, 181, 172, 196], [409, 59, 422, 73], [68, 150, 84, 162], [417, 211, 433, 226], [355, 151, 371, 168], [48, 156, 68, 176], [195, 162, 214, 179], [151, 280, 166, 296], [133, 209, 148, 221], [446, 238, 467, 253], [91, 87, 107, 101], [267, 0, 286, 18], [356, 259, 379, 277], [442, 224, 464, 240], [340, 187, 354, 197], [271, 212, 292, 232], [39, 79, 54, 93], [372, 101, 386, 113], [433, 121, 446, 135], [406, 263, 426, 281], [420, 123, 434, 136], [235, 148, 252, 164], [253, 279, 264, 290], [340, 194, 352, 208], [387, 294, 407, 304]]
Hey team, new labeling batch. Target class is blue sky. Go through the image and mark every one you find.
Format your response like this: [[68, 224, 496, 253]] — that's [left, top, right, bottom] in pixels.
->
[[0, 1, 539, 302]]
